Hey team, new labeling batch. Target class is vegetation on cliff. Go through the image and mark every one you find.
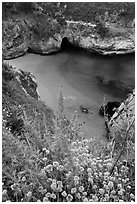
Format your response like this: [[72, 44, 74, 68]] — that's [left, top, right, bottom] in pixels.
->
[[2, 63, 135, 202]]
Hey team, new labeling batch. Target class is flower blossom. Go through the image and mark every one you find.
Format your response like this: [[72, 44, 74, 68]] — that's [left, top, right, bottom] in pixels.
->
[[66, 194, 73, 202], [71, 188, 77, 194], [78, 186, 84, 192]]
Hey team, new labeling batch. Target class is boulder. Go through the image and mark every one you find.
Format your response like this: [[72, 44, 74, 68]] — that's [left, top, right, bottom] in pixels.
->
[[99, 101, 121, 119]]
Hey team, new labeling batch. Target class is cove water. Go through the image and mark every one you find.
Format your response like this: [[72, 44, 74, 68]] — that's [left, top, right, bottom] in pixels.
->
[[7, 50, 135, 139]]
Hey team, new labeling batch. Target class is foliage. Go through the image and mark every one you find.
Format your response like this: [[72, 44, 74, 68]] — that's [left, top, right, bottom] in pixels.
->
[[96, 23, 110, 39], [2, 84, 135, 202]]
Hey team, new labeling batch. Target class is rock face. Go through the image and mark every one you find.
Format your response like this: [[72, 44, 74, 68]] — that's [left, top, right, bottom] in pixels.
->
[[2, 62, 54, 135], [107, 90, 135, 143], [2, 3, 135, 59], [99, 101, 121, 119], [3, 63, 39, 100]]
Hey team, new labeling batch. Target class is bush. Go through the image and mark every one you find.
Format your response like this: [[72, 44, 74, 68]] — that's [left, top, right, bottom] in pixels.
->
[[96, 23, 110, 39], [2, 87, 135, 202]]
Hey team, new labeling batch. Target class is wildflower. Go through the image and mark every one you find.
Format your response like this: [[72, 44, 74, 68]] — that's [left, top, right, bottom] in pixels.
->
[[74, 180, 79, 185], [42, 148, 47, 151], [88, 172, 92, 177], [26, 191, 32, 197], [53, 161, 59, 167], [111, 190, 116, 195], [103, 181, 107, 185], [46, 192, 51, 198], [118, 190, 123, 196], [57, 165, 64, 171], [74, 162, 79, 166], [61, 191, 67, 197], [76, 192, 81, 199], [93, 185, 97, 190], [104, 184, 109, 191], [122, 179, 126, 184], [92, 195, 98, 202], [98, 163, 103, 169], [50, 183, 57, 191], [38, 185, 43, 191], [47, 178, 52, 183], [42, 157, 47, 162], [2, 189, 7, 196], [79, 166, 84, 172], [97, 159, 103, 163], [52, 179, 57, 184], [22, 176, 26, 182], [108, 181, 114, 189], [66, 194, 73, 202], [109, 176, 115, 182], [83, 197, 89, 202], [57, 181, 63, 188], [66, 171, 72, 178], [81, 160, 87, 166], [117, 184, 122, 189], [41, 189, 47, 194], [94, 172, 98, 176], [104, 171, 110, 177], [74, 175, 80, 181], [45, 164, 53, 172], [99, 172, 103, 177], [11, 183, 17, 190], [71, 188, 77, 194], [46, 150, 50, 154], [104, 176, 109, 181], [41, 169, 46, 176], [88, 178, 93, 185], [127, 185, 131, 190], [57, 187, 62, 192], [51, 193, 56, 199], [104, 194, 109, 201], [114, 172, 119, 177], [99, 188, 105, 195], [87, 167, 92, 173], [130, 194, 135, 199], [78, 186, 84, 192], [125, 178, 129, 182], [83, 192, 87, 196], [43, 197, 49, 202], [107, 162, 113, 170]]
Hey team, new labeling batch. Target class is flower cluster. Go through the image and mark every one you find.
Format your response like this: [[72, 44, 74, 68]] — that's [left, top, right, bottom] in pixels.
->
[[3, 140, 135, 202]]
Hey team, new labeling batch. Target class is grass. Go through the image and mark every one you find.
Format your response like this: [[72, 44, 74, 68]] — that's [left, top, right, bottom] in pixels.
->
[[2, 70, 135, 201]]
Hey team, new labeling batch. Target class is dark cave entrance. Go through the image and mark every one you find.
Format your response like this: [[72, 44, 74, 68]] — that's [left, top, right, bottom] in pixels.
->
[[61, 37, 76, 51]]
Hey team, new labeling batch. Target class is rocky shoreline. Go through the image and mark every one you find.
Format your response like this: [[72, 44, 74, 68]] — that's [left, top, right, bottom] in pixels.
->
[[3, 18, 135, 60]]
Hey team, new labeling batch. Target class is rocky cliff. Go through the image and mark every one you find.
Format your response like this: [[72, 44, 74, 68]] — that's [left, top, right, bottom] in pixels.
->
[[107, 90, 135, 146], [2, 2, 135, 59], [2, 62, 54, 136]]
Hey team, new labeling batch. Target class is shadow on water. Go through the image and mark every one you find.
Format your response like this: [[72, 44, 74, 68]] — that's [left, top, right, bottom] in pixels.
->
[[59, 37, 135, 100]]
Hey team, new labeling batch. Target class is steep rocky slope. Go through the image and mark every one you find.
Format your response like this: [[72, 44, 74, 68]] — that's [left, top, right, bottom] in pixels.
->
[[108, 90, 135, 144], [2, 2, 135, 59], [2, 63, 54, 140]]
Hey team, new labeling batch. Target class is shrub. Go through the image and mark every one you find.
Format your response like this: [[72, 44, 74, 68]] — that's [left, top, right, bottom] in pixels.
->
[[2, 85, 135, 202]]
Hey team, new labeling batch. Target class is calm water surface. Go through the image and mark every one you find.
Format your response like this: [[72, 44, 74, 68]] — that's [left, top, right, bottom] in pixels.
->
[[7, 50, 135, 139]]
